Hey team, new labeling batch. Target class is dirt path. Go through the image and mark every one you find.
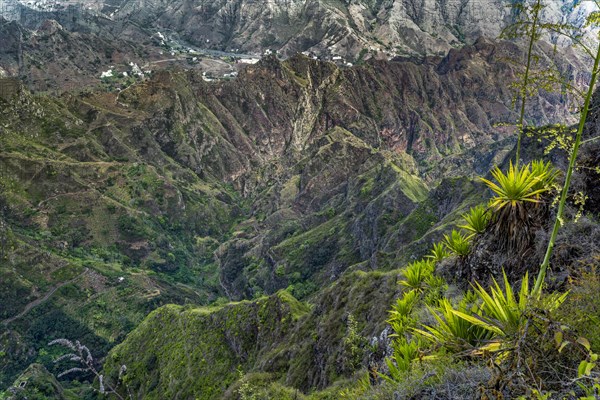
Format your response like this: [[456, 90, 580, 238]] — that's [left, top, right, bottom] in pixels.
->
[[1, 268, 89, 326]]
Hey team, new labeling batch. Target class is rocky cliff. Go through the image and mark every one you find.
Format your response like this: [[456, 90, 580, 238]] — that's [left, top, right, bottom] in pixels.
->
[[0, 19, 594, 393], [104, 0, 591, 58], [1, 0, 593, 59]]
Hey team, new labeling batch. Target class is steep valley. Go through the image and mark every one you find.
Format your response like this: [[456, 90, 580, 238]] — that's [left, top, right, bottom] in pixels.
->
[[0, 3, 600, 398]]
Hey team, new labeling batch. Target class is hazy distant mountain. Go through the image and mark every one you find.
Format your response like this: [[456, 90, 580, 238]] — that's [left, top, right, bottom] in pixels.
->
[[0, 0, 594, 58]]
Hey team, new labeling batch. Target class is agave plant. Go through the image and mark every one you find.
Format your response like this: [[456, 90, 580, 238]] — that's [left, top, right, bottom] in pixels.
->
[[452, 272, 532, 340], [400, 259, 435, 292], [459, 204, 491, 236], [414, 298, 495, 354], [529, 159, 559, 193], [416, 271, 568, 358], [443, 229, 471, 257], [385, 336, 423, 376], [451, 272, 568, 352], [481, 161, 552, 211], [426, 242, 450, 263], [480, 160, 556, 253], [423, 275, 448, 305], [388, 289, 419, 337]]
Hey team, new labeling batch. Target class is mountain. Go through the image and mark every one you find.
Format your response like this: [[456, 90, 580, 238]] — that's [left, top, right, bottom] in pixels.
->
[[0, 76, 240, 388], [113, 0, 508, 57], [0, 31, 592, 390], [0, 0, 593, 59], [0, 0, 599, 397], [83, 90, 600, 400]]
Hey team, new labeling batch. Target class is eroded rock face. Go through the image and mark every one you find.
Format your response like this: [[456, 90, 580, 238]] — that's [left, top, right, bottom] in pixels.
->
[[205, 41, 583, 179], [4, 0, 588, 59], [93, 42, 584, 299], [0, 24, 595, 390], [108, 0, 586, 57], [0, 35, 588, 305]]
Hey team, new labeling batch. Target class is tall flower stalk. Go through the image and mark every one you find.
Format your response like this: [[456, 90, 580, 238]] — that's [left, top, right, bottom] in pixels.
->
[[533, 15, 600, 295], [514, 0, 543, 165]]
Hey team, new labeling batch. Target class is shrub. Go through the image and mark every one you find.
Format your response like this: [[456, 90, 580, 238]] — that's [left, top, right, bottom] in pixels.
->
[[342, 314, 367, 372], [423, 275, 448, 306], [415, 271, 569, 356], [481, 160, 556, 253], [415, 297, 494, 354], [443, 230, 471, 257], [388, 289, 419, 337], [426, 242, 449, 263], [555, 270, 600, 353], [458, 204, 490, 236], [385, 336, 423, 377], [400, 260, 435, 292], [416, 271, 580, 395]]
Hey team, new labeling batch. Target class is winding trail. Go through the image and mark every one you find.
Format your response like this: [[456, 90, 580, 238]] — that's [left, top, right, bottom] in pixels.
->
[[1, 268, 89, 327]]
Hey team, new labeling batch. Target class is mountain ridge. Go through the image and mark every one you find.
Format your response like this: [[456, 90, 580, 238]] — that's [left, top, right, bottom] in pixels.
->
[[1, 0, 594, 60], [1, 2, 599, 395]]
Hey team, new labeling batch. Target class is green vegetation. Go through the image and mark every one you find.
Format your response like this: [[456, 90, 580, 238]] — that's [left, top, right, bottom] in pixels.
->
[[458, 204, 490, 236], [383, 198, 598, 398], [342, 314, 368, 372], [482, 160, 557, 253], [3, 6, 600, 399], [409, 271, 586, 396], [399, 260, 435, 292], [387, 289, 418, 338], [378, 8, 600, 395], [534, 20, 600, 294], [102, 295, 305, 400], [425, 242, 449, 263], [0, 363, 80, 400], [415, 297, 494, 354], [442, 229, 471, 257], [0, 79, 244, 388], [390, 153, 590, 394], [98, 269, 402, 399], [383, 88, 598, 397], [481, 161, 555, 211], [385, 336, 422, 377]]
